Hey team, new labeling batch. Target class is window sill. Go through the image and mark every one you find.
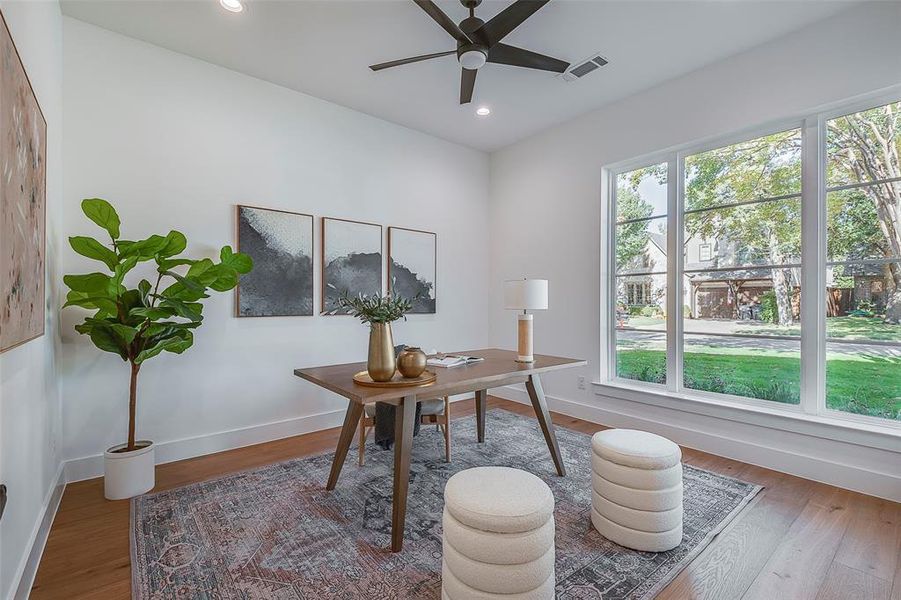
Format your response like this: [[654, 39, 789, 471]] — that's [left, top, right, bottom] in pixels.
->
[[592, 380, 900, 453]]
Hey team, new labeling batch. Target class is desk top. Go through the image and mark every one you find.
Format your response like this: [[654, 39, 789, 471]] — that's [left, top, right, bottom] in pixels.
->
[[294, 348, 587, 405]]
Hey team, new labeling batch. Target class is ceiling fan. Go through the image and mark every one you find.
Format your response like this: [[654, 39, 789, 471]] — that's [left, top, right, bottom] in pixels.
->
[[370, 0, 570, 105]]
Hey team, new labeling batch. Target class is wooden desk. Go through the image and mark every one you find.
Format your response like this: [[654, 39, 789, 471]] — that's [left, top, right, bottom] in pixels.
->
[[294, 348, 587, 552]]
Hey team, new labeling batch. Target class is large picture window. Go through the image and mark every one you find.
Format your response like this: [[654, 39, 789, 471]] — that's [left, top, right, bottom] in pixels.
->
[[606, 96, 900, 424]]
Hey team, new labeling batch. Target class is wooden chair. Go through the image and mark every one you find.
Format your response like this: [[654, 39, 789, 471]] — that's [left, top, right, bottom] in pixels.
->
[[359, 396, 451, 466]]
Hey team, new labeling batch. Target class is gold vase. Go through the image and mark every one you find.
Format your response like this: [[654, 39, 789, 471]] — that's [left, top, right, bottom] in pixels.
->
[[397, 347, 427, 378], [367, 322, 396, 382]]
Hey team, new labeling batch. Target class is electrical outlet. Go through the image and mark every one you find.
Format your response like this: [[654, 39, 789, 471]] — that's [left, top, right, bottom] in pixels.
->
[[577, 376, 586, 390]]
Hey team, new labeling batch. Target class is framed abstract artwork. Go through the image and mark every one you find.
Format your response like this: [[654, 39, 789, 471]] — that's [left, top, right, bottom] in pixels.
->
[[321, 217, 382, 315], [1, 10, 47, 353], [236, 205, 314, 317], [388, 227, 436, 314]]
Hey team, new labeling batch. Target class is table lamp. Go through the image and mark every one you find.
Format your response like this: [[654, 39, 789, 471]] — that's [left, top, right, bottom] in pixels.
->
[[504, 279, 548, 363]]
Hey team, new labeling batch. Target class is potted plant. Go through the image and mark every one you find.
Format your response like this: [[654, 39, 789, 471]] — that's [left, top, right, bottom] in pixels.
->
[[63, 198, 252, 500], [339, 292, 413, 382]]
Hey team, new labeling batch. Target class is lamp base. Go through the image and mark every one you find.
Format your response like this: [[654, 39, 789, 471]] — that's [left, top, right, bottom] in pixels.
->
[[517, 313, 534, 363]]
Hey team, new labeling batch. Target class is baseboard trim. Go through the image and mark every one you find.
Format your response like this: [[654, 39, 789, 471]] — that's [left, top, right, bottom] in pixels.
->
[[64, 394, 476, 484], [64, 408, 347, 483], [11, 464, 66, 600], [492, 385, 901, 502]]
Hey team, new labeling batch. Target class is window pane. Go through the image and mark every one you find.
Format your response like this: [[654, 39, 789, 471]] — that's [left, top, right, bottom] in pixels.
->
[[681, 129, 803, 407], [827, 189, 900, 262], [825, 259, 900, 420], [684, 128, 801, 210], [685, 198, 801, 270], [616, 164, 667, 222], [826, 343, 900, 420], [826, 100, 901, 187], [683, 334, 800, 404], [616, 216, 667, 273]]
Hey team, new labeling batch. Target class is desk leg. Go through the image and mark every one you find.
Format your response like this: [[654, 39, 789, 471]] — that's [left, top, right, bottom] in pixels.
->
[[326, 401, 364, 490], [526, 375, 566, 477], [391, 394, 416, 552], [474, 389, 487, 443]]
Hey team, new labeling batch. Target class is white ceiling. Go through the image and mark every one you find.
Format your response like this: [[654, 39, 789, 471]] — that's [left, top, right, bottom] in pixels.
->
[[61, 0, 857, 151]]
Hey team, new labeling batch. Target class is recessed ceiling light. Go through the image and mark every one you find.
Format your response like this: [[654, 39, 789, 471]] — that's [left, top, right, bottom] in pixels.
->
[[476, 107, 491, 117], [220, 0, 243, 13]]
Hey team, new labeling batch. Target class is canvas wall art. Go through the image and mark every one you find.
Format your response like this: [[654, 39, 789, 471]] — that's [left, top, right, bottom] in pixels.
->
[[321, 217, 382, 315], [1, 10, 47, 353], [236, 205, 314, 317], [389, 227, 436, 314]]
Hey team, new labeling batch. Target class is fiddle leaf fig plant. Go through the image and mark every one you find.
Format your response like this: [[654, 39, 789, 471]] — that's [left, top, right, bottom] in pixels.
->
[[64, 198, 253, 452]]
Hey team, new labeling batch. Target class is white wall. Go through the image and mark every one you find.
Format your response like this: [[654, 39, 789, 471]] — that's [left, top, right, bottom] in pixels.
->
[[489, 3, 901, 499], [61, 18, 491, 478], [0, 1, 64, 599]]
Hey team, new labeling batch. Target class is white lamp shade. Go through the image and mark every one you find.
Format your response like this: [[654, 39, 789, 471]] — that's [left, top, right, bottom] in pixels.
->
[[504, 279, 548, 310]]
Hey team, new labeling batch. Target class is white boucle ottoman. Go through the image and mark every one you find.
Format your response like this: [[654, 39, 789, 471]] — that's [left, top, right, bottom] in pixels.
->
[[442, 467, 555, 599], [590, 429, 684, 552]]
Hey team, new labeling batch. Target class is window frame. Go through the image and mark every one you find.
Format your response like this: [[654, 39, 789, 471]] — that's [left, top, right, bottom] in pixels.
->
[[600, 87, 901, 432]]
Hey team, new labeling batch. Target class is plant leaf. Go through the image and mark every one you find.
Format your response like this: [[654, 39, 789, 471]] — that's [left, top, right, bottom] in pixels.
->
[[220, 246, 253, 274], [120, 235, 167, 260], [63, 290, 118, 314], [81, 198, 121, 239], [64, 273, 112, 294], [157, 258, 194, 271], [69, 236, 119, 270], [157, 230, 187, 258], [75, 320, 128, 360], [129, 306, 176, 320], [135, 330, 193, 364]]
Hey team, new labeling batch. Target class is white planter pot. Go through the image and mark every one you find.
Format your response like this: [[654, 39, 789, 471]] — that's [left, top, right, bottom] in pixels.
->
[[104, 441, 155, 500]]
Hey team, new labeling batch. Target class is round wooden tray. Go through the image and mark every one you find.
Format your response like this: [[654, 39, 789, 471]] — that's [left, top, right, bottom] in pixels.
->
[[353, 370, 437, 388]]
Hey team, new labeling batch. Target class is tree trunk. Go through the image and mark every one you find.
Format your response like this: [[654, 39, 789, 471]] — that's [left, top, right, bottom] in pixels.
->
[[128, 361, 140, 451], [771, 268, 793, 326], [767, 229, 793, 326], [885, 262, 901, 324]]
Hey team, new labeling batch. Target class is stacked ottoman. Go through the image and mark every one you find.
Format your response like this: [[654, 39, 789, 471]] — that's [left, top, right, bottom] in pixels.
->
[[442, 467, 556, 600], [590, 429, 683, 552]]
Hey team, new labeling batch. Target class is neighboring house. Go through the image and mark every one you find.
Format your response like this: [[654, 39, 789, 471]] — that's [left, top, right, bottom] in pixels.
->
[[621, 232, 805, 320], [618, 232, 667, 313]]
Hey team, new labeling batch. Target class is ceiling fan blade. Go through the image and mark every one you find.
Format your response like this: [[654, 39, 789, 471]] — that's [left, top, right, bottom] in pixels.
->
[[370, 50, 456, 71], [413, 0, 472, 44], [487, 43, 569, 73], [478, 0, 550, 46], [460, 68, 477, 104]]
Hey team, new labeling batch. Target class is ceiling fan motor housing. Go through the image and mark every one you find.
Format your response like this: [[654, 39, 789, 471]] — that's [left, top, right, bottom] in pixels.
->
[[457, 16, 488, 69]]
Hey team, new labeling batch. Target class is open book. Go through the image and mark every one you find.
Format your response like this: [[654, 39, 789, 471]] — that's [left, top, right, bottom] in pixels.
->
[[426, 354, 485, 369]]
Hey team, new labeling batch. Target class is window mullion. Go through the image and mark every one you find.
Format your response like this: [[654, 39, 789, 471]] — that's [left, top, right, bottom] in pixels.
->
[[800, 116, 826, 415], [666, 156, 682, 392]]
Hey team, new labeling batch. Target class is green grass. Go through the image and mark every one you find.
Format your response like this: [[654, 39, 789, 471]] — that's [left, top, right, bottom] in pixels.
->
[[736, 316, 901, 342], [616, 348, 900, 420]]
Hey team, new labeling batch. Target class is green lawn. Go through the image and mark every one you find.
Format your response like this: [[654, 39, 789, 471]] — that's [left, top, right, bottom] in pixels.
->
[[616, 349, 900, 420], [736, 316, 901, 342]]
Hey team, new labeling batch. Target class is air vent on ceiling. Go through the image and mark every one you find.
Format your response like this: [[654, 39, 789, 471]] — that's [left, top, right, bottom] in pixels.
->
[[563, 54, 609, 82]]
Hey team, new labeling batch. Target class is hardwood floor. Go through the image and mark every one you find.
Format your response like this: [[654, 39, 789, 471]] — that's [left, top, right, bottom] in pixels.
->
[[31, 397, 900, 599]]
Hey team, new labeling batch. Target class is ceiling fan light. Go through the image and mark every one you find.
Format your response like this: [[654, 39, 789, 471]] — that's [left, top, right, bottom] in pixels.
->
[[460, 49, 487, 70], [220, 0, 243, 13], [476, 107, 490, 116]]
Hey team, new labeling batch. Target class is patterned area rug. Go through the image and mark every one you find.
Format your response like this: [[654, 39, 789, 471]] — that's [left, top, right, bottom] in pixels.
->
[[132, 408, 761, 599]]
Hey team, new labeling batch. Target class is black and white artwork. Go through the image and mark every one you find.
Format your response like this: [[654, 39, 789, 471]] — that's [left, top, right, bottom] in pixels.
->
[[236, 205, 313, 317], [321, 217, 382, 315], [389, 227, 436, 314]]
